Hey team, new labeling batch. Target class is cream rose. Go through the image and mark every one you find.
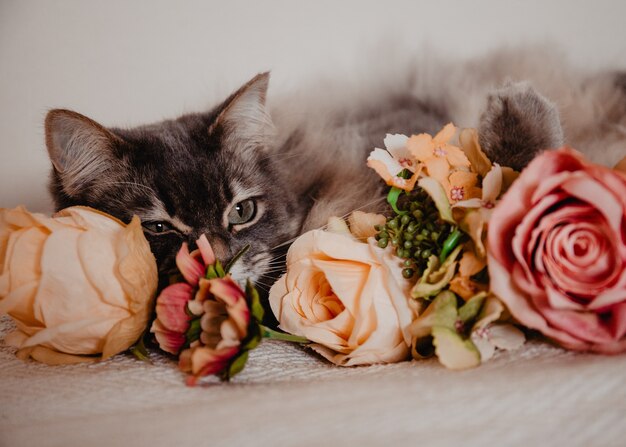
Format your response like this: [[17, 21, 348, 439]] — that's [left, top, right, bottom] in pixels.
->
[[0, 206, 158, 364], [269, 229, 415, 366]]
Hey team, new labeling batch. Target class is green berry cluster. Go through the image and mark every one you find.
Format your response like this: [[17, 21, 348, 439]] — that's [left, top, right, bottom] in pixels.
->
[[375, 188, 454, 279]]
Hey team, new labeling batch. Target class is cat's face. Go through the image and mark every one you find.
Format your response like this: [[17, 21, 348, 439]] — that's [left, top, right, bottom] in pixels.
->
[[45, 74, 305, 286]]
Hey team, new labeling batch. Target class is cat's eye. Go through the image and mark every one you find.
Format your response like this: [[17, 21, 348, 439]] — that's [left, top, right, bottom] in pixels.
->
[[227, 199, 257, 226], [143, 221, 174, 234]]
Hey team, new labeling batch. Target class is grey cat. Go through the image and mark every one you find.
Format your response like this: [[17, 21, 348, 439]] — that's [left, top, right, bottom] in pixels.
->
[[44, 47, 626, 293]]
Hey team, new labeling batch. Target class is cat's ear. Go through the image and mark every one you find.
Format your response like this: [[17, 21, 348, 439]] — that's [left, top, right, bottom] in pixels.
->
[[45, 109, 121, 195], [209, 72, 274, 153]]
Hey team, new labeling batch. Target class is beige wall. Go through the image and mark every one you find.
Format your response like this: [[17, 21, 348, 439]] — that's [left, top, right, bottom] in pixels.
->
[[1, 0, 626, 213]]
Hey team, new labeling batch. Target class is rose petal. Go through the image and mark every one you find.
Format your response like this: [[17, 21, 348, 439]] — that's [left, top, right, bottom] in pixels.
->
[[348, 211, 386, 240], [176, 242, 205, 286], [489, 254, 587, 349], [196, 234, 216, 266]]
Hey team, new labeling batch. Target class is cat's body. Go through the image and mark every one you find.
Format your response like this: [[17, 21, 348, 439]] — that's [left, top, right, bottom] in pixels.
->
[[45, 47, 626, 290]]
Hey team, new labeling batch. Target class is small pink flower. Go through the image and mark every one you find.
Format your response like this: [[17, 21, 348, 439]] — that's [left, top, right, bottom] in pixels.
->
[[152, 234, 263, 384], [179, 276, 251, 384], [150, 283, 193, 355], [488, 148, 626, 353], [151, 234, 226, 355]]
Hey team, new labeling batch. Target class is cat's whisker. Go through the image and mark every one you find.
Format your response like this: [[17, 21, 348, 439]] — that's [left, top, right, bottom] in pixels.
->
[[261, 264, 287, 272], [252, 280, 274, 292], [265, 269, 287, 276], [264, 265, 287, 273]]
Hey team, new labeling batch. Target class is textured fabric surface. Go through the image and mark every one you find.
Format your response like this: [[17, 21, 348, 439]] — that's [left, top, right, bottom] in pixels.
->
[[1, 315, 625, 447]]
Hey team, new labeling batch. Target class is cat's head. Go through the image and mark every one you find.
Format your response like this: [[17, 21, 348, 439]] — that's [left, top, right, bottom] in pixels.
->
[[45, 73, 305, 285]]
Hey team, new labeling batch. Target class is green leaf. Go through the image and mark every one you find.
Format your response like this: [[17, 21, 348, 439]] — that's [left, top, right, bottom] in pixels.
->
[[185, 318, 202, 343], [246, 280, 265, 322], [387, 187, 408, 215], [411, 246, 462, 299], [431, 291, 459, 328], [206, 265, 219, 279], [225, 351, 249, 381], [243, 334, 262, 352], [432, 326, 480, 370], [458, 292, 488, 323], [215, 259, 225, 278], [410, 290, 458, 339], [225, 245, 251, 274]]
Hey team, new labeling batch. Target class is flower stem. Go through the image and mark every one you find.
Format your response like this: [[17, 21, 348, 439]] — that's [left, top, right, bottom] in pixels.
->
[[260, 325, 309, 343], [387, 186, 408, 215], [440, 228, 463, 263]]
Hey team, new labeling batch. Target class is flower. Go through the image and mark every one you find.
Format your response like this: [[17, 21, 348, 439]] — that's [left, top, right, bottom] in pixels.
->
[[454, 164, 505, 258], [409, 291, 524, 369], [407, 123, 471, 171], [150, 283, 193, 355], [269, 229, 415, 366], [151, 234, 261, 384], [411, 245, 463, 299], [150, 234, 216, 355], [452, 130, 519, 258], [445, 171, 482, 204], [0, 206, 157, 364], [367, 134, 419, 191], [179, 276, 252, 386], [449, 249, 488, 300], [488, 148, 626, 353]]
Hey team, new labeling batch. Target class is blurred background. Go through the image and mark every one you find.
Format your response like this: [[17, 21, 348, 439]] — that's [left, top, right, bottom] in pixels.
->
[[1, 0, 626, 213]]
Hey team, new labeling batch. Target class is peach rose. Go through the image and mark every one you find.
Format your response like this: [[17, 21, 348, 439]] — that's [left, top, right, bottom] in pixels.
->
[[488, 148, 626, 353], [269, 229, 415, 366], [0, 206, 158, 364]]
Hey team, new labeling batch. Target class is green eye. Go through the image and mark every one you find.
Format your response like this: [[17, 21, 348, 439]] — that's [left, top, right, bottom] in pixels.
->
[[143, 221, 173, 234], [228, 199, 257, 226]]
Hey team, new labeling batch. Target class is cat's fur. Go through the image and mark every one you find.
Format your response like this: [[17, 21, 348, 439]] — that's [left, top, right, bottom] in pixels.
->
[[45, 47, 626, 292]]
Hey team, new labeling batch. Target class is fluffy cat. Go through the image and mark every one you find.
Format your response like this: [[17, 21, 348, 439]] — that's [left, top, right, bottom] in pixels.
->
[[44, 47, 626, 294]]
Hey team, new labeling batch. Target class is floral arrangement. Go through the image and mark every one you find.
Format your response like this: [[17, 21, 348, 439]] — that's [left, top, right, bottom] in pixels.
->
[[1, 123, 625, 383]]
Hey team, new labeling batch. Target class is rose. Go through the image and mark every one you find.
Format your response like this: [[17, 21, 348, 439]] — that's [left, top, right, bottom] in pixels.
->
[[269, 229, 415, 366], [488, 148, 626, 353], [0, 206, 157, 364]]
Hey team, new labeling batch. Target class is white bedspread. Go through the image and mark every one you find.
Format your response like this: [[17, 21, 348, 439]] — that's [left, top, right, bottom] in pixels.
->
[[1, 316, 625, 447]]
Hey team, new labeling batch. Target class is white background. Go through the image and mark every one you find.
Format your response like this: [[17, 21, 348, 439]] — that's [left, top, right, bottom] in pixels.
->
[[1, 0, 626, 213]]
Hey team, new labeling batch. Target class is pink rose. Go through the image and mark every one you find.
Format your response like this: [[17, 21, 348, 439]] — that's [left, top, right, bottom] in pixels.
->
[[488, 148, 626, 353]]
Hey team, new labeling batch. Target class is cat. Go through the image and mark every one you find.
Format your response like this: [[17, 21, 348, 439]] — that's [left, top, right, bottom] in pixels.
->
[[44, 47, 626, 295]]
